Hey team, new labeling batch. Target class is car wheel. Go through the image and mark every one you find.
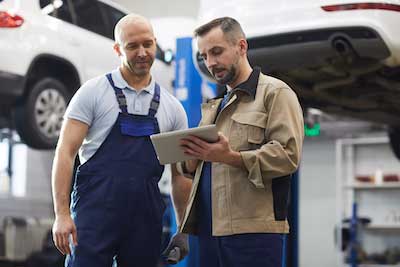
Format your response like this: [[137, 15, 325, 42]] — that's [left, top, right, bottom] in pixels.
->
[[14, 78, 70, 149], [388, 127, 400, 160]]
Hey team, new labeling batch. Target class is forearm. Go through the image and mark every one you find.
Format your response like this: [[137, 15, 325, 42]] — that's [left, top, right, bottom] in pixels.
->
[[176, 159, 199, 178], [170, 165, 192, 225], [52, 149, 75, 217], [221, 150, 245, 169], [185, 159, 198, 173]]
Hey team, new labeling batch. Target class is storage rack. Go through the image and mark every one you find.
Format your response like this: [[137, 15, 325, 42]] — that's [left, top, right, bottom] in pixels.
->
[[336, 136, 400, 267]]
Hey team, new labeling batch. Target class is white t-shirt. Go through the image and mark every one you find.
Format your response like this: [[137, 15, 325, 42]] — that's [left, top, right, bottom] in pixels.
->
[[65, 68, 188, 164]]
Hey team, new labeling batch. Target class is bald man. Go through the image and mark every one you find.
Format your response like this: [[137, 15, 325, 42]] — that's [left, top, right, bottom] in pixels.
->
[[51, 14, 191, 267]]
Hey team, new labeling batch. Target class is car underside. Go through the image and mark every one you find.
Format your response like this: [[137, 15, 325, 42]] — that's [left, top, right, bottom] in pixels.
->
[[246, 26, 400, 127], [195, 25, 400, 158]]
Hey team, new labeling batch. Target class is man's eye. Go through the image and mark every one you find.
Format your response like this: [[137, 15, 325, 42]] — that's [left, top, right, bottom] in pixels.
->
[[127, 44, 138, 50], [212, 49, 222, 56]]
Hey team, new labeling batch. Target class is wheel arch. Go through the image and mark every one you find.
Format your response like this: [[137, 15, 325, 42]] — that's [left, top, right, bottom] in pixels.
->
[[24, 54, 81, 99]]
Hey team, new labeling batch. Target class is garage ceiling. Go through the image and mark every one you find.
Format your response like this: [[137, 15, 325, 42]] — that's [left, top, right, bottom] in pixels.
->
[[112, 0, 199, 18]]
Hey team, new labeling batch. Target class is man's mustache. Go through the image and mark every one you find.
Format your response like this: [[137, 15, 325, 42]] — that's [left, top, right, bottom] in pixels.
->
[[211, 66, 226, 75]]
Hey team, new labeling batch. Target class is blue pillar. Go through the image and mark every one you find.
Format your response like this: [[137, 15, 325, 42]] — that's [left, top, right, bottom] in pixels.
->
[[170, 37, 204, 267], [350, 203, 358, 267], [174, 37, 202, 128]]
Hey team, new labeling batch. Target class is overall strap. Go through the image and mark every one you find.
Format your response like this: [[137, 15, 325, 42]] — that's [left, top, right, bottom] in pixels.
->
[[148, 83, 160, 117], [106, 73, 128, 113]]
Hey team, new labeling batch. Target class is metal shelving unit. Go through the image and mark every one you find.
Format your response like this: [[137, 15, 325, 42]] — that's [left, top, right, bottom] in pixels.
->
[[336, 136, 400, 267]]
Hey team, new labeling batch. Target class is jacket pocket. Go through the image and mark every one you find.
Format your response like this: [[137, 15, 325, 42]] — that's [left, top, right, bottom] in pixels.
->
[[230, 112, 267, 147]]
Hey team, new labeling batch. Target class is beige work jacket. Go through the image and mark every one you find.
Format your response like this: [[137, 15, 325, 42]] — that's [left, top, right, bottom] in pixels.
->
[[180, 72, 304, 236]]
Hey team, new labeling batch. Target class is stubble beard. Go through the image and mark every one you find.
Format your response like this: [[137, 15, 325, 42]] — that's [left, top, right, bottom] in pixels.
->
[[213, 65, 237, 86], [125, 58, 153, 77]]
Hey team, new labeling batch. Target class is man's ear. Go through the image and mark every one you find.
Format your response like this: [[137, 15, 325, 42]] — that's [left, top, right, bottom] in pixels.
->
[[114, 43, 122, 56], [238, 39, 248, 55]]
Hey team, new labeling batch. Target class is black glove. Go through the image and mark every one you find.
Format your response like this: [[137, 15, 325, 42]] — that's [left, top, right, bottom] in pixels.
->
[[162, 233, 189, 264]]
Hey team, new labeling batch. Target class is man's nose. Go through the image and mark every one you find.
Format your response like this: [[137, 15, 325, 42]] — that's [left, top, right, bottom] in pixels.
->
[[138, 46, 146, 57], [206, 57, 217, 69]]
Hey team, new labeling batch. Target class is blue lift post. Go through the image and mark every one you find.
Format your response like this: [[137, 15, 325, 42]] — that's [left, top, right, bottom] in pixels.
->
[[170, 36, 299, 267], [167, 36, 204, 267], [350, 203, 358, 267], [174, 37, 202, 128]]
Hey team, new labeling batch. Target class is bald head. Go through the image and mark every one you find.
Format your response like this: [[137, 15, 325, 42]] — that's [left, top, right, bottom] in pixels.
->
[[114, 14, 154, 45]]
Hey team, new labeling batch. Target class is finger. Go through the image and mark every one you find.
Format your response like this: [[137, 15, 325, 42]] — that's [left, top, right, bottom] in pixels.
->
[[71, 227, 78, 246], [60, 232, 70, 255], [53, 233, 62, 254], [218, 132, 227, 141], [183, 139, 208, 154], [183, 147, 202, 158], [64, 233, 72, 255], [182, 145, 202, 156], [180, 139, 201, 150], [52, 231, 58, 249], [55, 233, 66, 255], [167, 247, 181, 264], [181, 143, 200, 151], [179, 138, 191, 145], [186, 135, 210, 148]]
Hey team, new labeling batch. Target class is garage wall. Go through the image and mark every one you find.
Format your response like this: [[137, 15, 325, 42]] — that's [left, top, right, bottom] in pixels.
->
[[0, 145, 54, 222], [24, 149, 54, 201], [299, 137, 338, 267]]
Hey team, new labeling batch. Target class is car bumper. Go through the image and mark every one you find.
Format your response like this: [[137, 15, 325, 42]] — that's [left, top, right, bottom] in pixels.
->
[[246, 26, 391, 71], [0, 71, 24, 98]]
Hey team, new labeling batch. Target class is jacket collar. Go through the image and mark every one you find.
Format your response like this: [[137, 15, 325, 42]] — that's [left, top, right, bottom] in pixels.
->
[[214, 67, 261, 100]]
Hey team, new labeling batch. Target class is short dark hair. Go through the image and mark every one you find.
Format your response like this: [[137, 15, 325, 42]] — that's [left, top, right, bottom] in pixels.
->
[[194, 17, 245, 44]]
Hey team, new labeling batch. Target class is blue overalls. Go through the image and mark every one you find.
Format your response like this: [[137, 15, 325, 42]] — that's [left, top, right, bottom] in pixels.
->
[[197, 96, 287, 267], [66, 74, 165, 267]]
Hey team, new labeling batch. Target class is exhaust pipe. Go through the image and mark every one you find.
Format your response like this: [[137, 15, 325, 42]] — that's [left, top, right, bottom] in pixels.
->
[[332, 37, 352, 54]]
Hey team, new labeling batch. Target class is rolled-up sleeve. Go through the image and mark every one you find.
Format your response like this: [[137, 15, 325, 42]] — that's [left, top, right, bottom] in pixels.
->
[[240, 87, 304, 188]]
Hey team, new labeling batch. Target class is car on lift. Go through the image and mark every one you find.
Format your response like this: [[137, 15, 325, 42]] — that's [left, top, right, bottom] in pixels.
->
[[194, 0, 400, 158], [0, 0, 173, 149]]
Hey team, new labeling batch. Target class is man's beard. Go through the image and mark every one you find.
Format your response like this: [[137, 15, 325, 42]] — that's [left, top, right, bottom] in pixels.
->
[[212, 65, 236, 85], [125, 58, 153, 76]]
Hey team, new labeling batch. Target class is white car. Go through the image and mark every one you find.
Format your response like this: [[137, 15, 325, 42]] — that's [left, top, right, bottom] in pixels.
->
[[194, 0, 400, 158], [0, 0, 173, 149]]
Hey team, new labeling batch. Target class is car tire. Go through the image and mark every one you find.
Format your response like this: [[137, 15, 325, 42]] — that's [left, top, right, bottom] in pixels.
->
[[14, 78, 70, 149], [388, 127, 400, 160]]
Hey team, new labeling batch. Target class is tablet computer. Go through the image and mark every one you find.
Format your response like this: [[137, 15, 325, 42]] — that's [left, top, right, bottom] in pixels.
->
[[150, 124, 218, 164]]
